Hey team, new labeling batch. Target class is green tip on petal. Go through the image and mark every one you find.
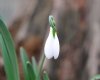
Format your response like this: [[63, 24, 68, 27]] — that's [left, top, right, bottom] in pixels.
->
[[49, 15, 57, 38]]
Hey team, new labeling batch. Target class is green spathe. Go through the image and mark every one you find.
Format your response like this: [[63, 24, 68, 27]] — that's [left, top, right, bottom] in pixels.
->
[[49, 15, 57, 38]]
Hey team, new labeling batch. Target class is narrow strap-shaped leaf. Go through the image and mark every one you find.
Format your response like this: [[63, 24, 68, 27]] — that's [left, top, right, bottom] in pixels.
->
[[43, 71, 49, 80], [20, 47, 30, 80], [0, 19, 20, 80], [38, 53, 45, 74], [0, 34, 14, 80], [27, 61, 36, 80], [32, 57, 40, 80]]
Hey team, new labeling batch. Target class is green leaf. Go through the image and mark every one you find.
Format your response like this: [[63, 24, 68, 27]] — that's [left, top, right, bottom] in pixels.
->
[[0, 19, 20, 80], [27, 61, 36, 80], [91, 74, 100, 80], [38, 53, 45, 74], [20, 47, 30, 80], [0, 34, 14, 80], [32, 57, 40, 80], [43, 71, 49, 80]]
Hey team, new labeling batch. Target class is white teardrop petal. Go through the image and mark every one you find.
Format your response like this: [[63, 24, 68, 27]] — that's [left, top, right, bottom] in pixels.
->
[[53, 34, 60, 59], [44, 29, 53, 59]]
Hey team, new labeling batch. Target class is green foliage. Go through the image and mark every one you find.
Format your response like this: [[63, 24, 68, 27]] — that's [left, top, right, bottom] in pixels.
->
[[32, 57, 39, 80], [0, 19, 49, 80], [43, 71, 49, 80], [26, 61, 35, 80], [0, 19, 20, 80], [20, 48, 30, 80], [20, 48, 38, 80]]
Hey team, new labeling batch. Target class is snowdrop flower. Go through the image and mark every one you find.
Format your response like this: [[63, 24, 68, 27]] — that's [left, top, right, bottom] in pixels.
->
[[44, 15, 60, 59]]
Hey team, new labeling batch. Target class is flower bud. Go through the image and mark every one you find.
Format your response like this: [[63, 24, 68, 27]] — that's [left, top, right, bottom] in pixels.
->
[[44, 15, 60, 59]]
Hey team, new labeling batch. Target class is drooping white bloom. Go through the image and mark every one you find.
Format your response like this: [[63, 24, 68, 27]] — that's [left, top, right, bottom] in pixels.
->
[[44, 15, 60, 59]]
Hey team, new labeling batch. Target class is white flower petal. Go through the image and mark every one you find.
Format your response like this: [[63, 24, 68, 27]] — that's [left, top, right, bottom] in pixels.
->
[[53, 34, 60, 59], [44, 28, 54, 59], [44, 27, 60, 59]]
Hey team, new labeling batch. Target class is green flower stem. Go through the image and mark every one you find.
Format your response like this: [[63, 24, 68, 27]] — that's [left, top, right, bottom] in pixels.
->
[[38, 53, 45, 74]]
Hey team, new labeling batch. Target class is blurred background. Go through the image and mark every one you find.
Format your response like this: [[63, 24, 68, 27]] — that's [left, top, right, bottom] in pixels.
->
[[0, 0, 100, 80]]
